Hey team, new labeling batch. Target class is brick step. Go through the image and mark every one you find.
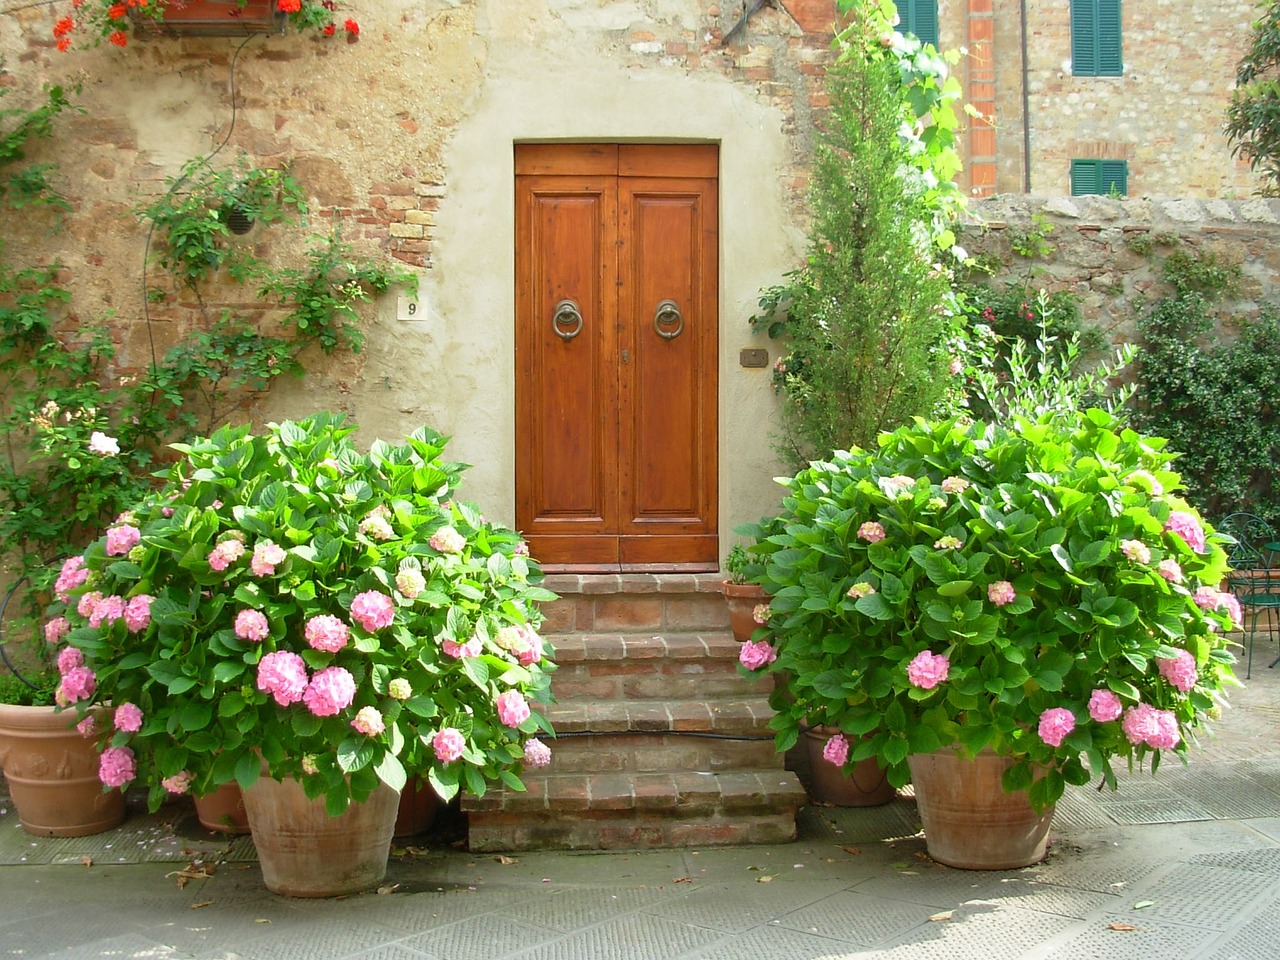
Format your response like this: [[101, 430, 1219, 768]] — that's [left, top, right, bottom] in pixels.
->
[[526, 731, 781, 774], [549, 633, 770, 701], [540, 572, 731, 635], [544, 697, 776, 737], [464, 770, 808, 851]]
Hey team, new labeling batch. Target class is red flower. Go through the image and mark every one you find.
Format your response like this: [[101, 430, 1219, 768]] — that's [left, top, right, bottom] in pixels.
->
[[108, 29, 128, 46], [108, 3, 128, 19], [344, 18, 359, 34], [277, 0, 302, 12], [56, 36, 72, 52], [322, 23, 335, 36], [53, 16, 75, 37]]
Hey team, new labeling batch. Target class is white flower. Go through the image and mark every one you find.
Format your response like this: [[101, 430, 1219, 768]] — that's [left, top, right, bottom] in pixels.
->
[[88, 431, 120, 456]]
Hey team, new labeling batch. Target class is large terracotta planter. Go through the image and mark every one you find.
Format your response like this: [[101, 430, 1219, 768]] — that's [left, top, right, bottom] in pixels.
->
[[194, 781, 250, 834], [907, 748, 1055, 870], [243, 776, 399, 897], [803, 728, 896, 807], [0, 703, 126, 837], [394, 776, 441, 838], [722, 581, 768, 643]]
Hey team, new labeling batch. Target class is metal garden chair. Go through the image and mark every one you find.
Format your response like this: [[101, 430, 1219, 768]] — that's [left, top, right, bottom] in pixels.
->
[[1217, 512, 1280, 679]]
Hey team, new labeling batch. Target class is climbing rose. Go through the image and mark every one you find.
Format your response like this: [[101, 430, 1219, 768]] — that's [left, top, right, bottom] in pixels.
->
[[495, 690, 531, 728], [432, 727, 465, 763], [1088, 688, 1124, 723], [162, 771, 194, 795], [987, 581, 1016, 606], [1157, 649, 1198, 693], [350, 706, 385, 736], [1037, 708, 1076, 747], [429, 526, 466, 554], [523, 738, 552, 767], [906, 650, 949, 689], [251, 541, 287, 576], [1120, 539, 1151, 564], [303, 666, 357, 717], [114, 702, 143, 733], [99, 746, 135, 788], [738, 639, 776, 671], [1164, 511, 1206, 553], [822, 733, 849, 767], [350, 590, 395, 632], [88, 431, 119, 456], [304, 614, 350, 653], [234, 609, 270, 642], [105, 524, 140, 556], [123, 595, 154, 633], [44, 617, 70, 644], [257, 650, 308, 706], [857, 521, 886, 543]]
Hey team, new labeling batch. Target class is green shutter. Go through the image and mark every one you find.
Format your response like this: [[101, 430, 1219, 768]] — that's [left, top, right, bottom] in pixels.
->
[[1071, 0, 1123, 77], [1097, 0, 1123, 76], [1071, 159, 1128, 196], [893, 1, 939, 48]]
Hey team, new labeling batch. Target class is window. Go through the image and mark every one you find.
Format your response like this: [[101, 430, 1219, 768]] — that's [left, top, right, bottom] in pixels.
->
[[1071, 0, 1123, 76], [1070, 159, 1128, 196], [893, 0, 938, 48]]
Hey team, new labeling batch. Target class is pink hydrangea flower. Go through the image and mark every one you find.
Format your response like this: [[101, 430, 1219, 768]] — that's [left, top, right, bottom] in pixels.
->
[[98, 746, 135, 789], [823, 733, 849, 767], [88, 431, 119, 456], [857, 521, 886, 544], [44, 616, 71, 644], [257, 650, 309, 706], [388, 678, 412, 700], [1157, 558, 1183, 583], [1192, 586, 1219, 610], [89, 594, 126, 629], [300, 755, 319, 775], [495, 625, 543, 666], [883, 475, 915, 495], [105, 524, 140, 557], [442, 634, 482, 658], [162, 771, 194, 795], [432, 727, 465, 763], [304, 614, 350, 653], [234, 609, 270, 643], [941, 476, 970, 494], [1164, 511, 1206, 553], [350, 706, 386, 736], [350, 590, 395, 632], [1120, 539, 1151, 564], [123, 595, 154, 633], [1126, 469, 1164, 495], [752, 603, 770, 624], [208, 539, 245, 573], [56, 646, 83, 675], [251, 541, 287, 577], [1218, 592, 1243, 629], [738, 639, 777, 671], [906, 650, 950, 689], [358, 513, 395, 541], [948, 357, 964, 375], [987, 581, 1016, 606], [1088, 688, 1124, 722], [1157, 649, 1198, 693], [847, 582, 876, 599], [114, 702, 143, 733], [1122, 703, 1180, 749], [523, 738, 552, 767], [395, 567, 426, 599], [303, 666, 357, 717], [496, 690, 531, 728], [54, 556, 88, 602], [76, 591, 102, 618], [933, 535, 963, 550], [1037, 707, 1076, 747], [429, 526, 466, 554], [76, 715, 96, 737], [514, 541, 530, 557], [1151, 710, 1181, 750]]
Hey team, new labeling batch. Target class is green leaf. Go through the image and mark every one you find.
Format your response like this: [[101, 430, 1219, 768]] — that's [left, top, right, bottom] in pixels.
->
[[336, 738, 375, 773], [374, 752, 407, 792], [936, 580, 973, 597]]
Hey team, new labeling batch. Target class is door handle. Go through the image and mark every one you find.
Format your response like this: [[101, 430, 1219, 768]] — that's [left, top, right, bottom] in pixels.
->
[[653, 299, 684, 340], [552, 299, 583, 340]]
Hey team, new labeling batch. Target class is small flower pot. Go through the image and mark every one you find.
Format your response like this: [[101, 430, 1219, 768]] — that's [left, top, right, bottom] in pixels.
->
[[193, 781, 250, 834], [722, 581, 767, 643], [142, 1, 285, 37], [803, 728, 896, 807]]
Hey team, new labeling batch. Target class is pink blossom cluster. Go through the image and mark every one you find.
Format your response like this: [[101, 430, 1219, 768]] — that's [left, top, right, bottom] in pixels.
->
[[358, 512, 394, 541], [350, 590, 395, 632], [54, 556, 89, 602], [1126, 469, 1164, 495], [1088, 688, 1124, 722], [56, 646, 83, 674], [57, 664, 96, 704], [44, 616, 70, 644], [257, 650, 309, 706], [1037, 707, 1076, 747], [1122, 703, 1180, 750], [940, 476, 970, 494], [987, 581, 1016, 606], [1157, 558, 1183, 583], [251, 541, 287, 576], [1120, 539, 1151, 564], [301, 666, 357, 717], [494, 624, 544, 666], [906, 650, 949, 689], [738, 639, 776, 671], [495, 690, 531, 728], [76, 715, 96, 737], [1193, 587, 1243, 629], [88, 431, 120, 456], [350, 706, 385, 736], [883, 475, 915, 496], [751, 603, 770, 625], [105, 524, 140, 557], [396, 567, 426, 599], [523, 738, 552, 767], [514, 541, 530, 557], [76, 591, 101, 618], [88, 594, 126, 629], [234, 609, 270, 643], [1164, 511, 1206, 553], [432, 727, 465, 763], [162, 771, 194, 795], [933, 536, 963, 550], [113, 702, 143, 733], [429, 526, 466, 554], [823, 733, 849, 767], [442, 634, 482, 658], [388, 678, 412, 700], [1157, 649, 1198, 692], [123, 595, 153, 633], [98, 745, 136, 788], [857, 521, 886, 544], [208, 538, 246, 573], [304, 614, 350, 653]]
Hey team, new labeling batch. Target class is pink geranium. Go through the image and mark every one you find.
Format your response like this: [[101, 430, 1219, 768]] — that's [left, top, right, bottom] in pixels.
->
[[822, 733, 849, 767], [113, 702, 143, 733], [523, 738, 552, 767], [1157, 649, 1198, 693], [303, 666, 357, 717], [906, 650, 949, 689], [256, 650, 309, 706], [350, 590, 395, 632], [105, 524, 140, 557], [98, 746, 136, 789], [496, 690, 531, 728], [1088, 688, 1124, 723], [234, 609, 270, 643], [304, 614, 350, 653], [432, 727, 465, 763], [1037, 707, 1076, 747]]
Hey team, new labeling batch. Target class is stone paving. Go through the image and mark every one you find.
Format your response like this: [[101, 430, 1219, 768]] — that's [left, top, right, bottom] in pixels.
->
[[2, 663, 1278, 959]]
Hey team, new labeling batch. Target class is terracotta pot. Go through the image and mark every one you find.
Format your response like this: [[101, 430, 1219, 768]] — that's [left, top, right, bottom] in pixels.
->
[[394, 777, 441, 838], [722, 581, 768, 643], [907, 748, 1055, 870], [0, 703, 126, 837], [803, 728, 896, 807], [243, 776, 399, 897], [143, 1, 284, 37], [194, 781, 250, 834]]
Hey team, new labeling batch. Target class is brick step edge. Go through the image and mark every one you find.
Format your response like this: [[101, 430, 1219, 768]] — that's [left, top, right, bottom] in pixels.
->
[[549, 632, 744, 663], [524, 730, 782, 775], [466, 812, 799, 851], [542, 697, 777, 734], [462, 770, 808, 816]]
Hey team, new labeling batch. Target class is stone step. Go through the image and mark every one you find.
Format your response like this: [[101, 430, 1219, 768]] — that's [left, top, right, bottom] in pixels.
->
[[464, 770, 807, 851], [548, 632, 769, 701], [544, 697, 776, 737], [540, 572, 731, 635], [529, 731, 781, 774]]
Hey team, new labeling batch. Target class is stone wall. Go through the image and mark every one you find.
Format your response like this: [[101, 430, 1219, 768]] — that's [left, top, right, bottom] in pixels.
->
[[964, 194, 1280, 337]]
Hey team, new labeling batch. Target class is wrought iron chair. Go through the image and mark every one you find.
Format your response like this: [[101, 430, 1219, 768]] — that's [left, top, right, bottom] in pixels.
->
[[1218, 512, 1280, 679]]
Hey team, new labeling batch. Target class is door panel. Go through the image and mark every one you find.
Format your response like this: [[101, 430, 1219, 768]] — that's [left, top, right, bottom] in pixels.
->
[[516, 145, 718, 571]]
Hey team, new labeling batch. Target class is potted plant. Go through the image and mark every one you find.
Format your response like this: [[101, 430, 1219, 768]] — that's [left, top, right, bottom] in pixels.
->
[[721, 543, 768, 643], [742, 410, 1238, 868], [50, 412, 557, 896]]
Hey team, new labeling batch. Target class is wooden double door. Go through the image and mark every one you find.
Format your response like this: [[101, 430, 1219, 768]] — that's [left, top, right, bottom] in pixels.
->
[[515, 144, 719, 571]]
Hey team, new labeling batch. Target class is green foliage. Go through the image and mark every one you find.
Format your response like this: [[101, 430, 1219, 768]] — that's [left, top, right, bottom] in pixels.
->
[[749, 412, 1238, 809], [1226, 0, 1280, 194], [58, 414, 556, 810], [751, 4, 964, 464], [0, 670, 57, 706]]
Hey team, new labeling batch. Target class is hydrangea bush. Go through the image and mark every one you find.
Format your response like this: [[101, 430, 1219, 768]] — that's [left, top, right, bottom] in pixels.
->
[[47, 413, 556, 815], [743, 410, 1238, 812]]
